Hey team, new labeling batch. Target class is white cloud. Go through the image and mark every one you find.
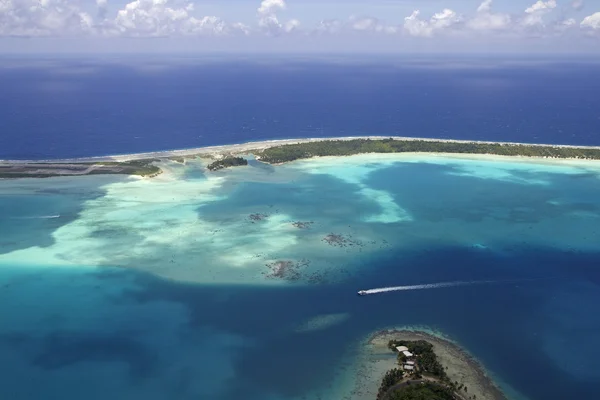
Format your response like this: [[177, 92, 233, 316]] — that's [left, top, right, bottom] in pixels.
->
[[313, 19, 343, 34], [0, 0, 93, 37], [352, 17, 378, 31], [257, 0, 283, 30], [581, 12, 600, 29], [468, 0, 511, 31], [551, 17, 577, 33], [108, 0, 227, 37], [403, 9, 460, 37], [0, 0, 597, 43], [525, 0, 557, 14], [522, 0, 557, 27], [311, 16, 397, 35], [284, 19, 300, 33], [404, 11, 433, 37], [230, 22, 251, 36], [257, 0, 299, 35], [257, 0, 285, 16], [432, 9, 461, 29], [350, 16, 397, 34], [477, 0, 493, 13], [188, 16, 230, 35]]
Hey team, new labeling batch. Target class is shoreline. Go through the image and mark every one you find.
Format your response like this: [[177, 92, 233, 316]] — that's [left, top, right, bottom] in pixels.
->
[[282, 151, 600, 168], [2, 135, 600, 163], [353, 328, 507, 400]]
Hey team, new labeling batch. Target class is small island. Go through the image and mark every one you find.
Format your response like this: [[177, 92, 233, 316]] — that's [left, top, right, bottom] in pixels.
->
[[255, 138, 600, 164], [352, 329, 506, 400], [206, 156, 248, 171], [377, 339, 465, 400]]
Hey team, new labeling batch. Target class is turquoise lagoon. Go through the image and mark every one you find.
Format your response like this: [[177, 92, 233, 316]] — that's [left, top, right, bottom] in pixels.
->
[[1, 153, 600, 400]]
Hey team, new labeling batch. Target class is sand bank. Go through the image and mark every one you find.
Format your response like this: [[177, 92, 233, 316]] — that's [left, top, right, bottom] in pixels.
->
[[3, 136, 600, 164], [399, 152, 600, 169], [349, 328, 506, 400], [287, 151, 600, 173]]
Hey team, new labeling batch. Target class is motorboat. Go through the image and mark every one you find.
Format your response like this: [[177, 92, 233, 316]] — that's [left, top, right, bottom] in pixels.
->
[[357, 290, 368, 296]]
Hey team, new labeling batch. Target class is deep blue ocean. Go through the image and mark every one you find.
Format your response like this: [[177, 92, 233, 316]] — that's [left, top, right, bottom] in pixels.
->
[[1, 56, 599, 159], [1, 57, 600, 400]]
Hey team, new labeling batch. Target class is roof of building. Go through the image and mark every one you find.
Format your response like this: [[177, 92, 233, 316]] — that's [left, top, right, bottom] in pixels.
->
[[402, 350, 414, 357], [395, 346, 409, 352], [403, 365, 415, 370], [405, 361, 415, 365]]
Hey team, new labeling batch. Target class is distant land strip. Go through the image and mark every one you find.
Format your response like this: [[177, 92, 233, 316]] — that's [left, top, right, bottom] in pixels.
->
[[253, 138, 600, 164], [0, 159, 162, 179], [2, 137, 600, 178]]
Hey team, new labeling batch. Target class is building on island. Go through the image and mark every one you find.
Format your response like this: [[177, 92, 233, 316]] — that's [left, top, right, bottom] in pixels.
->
[[402, 359, 416, 372], [395, 346, 413, 358]]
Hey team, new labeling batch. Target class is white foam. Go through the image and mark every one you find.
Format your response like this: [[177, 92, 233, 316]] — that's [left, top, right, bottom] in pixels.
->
[[362, 277, 556, 295], [363, 280, 487, 295], [10, 215, 61, 219]]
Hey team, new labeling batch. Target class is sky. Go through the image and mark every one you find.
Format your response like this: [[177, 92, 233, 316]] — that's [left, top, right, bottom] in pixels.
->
[[0, 0, 599, 53]]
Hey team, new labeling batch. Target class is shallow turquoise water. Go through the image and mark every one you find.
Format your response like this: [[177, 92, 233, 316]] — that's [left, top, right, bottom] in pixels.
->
[[1, 155, 600, 399]]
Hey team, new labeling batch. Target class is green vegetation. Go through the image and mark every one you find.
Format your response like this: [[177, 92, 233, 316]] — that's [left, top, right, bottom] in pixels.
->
[[376, 339, 467, 400], [388, 340, 448, 381], [386, 382, 456, 400], [255, 138, 600, 164], [377, 368, 404, 399], [91, 159, 162, 176], [207, 156, 248, 171]]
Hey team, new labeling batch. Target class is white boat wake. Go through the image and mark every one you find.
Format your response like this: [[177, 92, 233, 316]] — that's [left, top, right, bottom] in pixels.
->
[[361, 280, 491, 295], [357, 276, 558, 295], [10, 215, 61, 219]]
